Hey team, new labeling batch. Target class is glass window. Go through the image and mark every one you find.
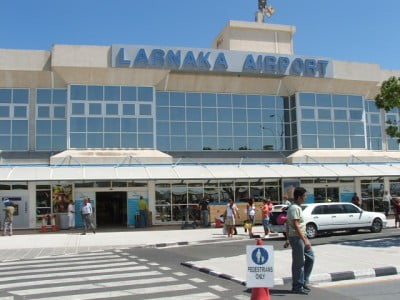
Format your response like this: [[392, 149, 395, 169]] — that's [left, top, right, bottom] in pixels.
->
[[70, 133, 86, 148], [369, 114, 380, 124], [202, 108, 217, 121], [0, 136, 11, 149], [138, 87, 153, 101], [233, 123, 247, 136], [248, 123, 262, 136], [138, 118, 153, 132], [332, 95, 347, 107], [301, 135, 318, 148], [38, 106, 50, 118], [317, 121, 333, 134], [370, 125, 382, 137], [368, 101, 380, 113], [36, 120, 51, 134], [12, 135, 28, 150], [70, 85, 86, 100], [218, 123, 233, 136], [156, 107, 169, 120], [171, 122, 186, 135], [218, 137, 233, 150], [51, 135, 66, 150], [13, 89, 29, 103], [247, 95, 261, 108], [217, 94, 232, 107], [232, 94, 246, 108], [87, 118, 103, 132], [139, 104, 152, 115], [0, 89, 12, 103], [301, 108, 314, 119], [316, 94, 331, 107], [299, 93, 315, 106], [138, 134, 153, 148], [104, 86, 120, 101], [0, 106, 10, 117], [89, 103, 102, 115], [348, 95, 363, 108], [202, 93, 216, 107], [121, 133, 137, 148], [12, 120, 28, 134], [218, 108, 232, 122], [156, 92, 169, 106], [334, 110, 347, 120], [187, 108, 201, 121], [203, 137, 217, 150], [187, 122, 201, 135], [0, 120, 11, 134], [53, 89, 67, 104], [87, 133, 103, 148], [53, 106, 66, 118], [36, 89, 52, 104], [187, 136, 202, 150], [121, 118, 137, 132], [349, 110, 363, 120], [157, 136, 170, 150], [121, 86, 136, 101], [301, 121, 317, 134], [106, 103, 119, 115], [104, 133, 120, 147], [170, 92, 185, 106], [247, 109, 261, 122], [87, 86, 103, 100], [334, 122, 349, 135], [234, 137, 248, 150], [123, 104, 135, 115], [318, 136, 334, 148], [350, 136, 365, 148], [52, 120, 66, 134], [186, 93, 201, 107], [233, 108, 247, 122], [261, 95, 275, 108], [104, 118, 120, 132], [70, 117, 86, 132], [36, 136, 51, 150], [170, 107, 185, 120], [335, 136, 349, 148], [71, 103, 85, 115], [318, 109, 331, 120], [203, 122, 217, 135], [350, 122, 364, 135]]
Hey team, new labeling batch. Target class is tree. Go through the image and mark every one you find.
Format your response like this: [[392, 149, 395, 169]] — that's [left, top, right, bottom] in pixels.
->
[[375, 76, 400, 142]]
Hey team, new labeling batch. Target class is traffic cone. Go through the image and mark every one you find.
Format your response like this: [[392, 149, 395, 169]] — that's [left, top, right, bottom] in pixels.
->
[[250, 238, 271, 300], [250, 287, 270, 300]]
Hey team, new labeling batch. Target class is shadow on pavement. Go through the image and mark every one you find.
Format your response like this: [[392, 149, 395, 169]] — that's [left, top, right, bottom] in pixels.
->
[[340, 236, 400, 248]]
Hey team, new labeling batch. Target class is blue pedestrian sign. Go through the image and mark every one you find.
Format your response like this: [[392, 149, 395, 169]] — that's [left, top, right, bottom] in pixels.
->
[[246, 245, 274, 288]]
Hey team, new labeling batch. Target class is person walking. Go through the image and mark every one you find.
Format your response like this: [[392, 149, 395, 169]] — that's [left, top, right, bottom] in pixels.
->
[[67, 200, 75, 229], [393, 197, 400, 228], [224, 199, 239, 238], [246, 198, 256, 237], [284, 187, 314, 295], [199, 196, 210, 227], [261, 198, 272, 237], [138, 196, 148, 228], [351, 193, 360, 207], [3, 200, 15, 236], [383, 191, 392, 216], [81, 197, 95, 235]]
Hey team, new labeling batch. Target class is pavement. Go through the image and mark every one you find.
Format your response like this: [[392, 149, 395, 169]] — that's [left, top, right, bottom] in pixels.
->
[[1, 219, 400, 288]]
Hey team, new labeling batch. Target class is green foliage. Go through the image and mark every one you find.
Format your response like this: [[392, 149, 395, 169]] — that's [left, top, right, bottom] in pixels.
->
[[375, 76, 400, 142]]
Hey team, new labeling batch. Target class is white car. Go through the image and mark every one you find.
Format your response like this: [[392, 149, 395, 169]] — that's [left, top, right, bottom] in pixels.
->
[[269, 202, 387, 239]]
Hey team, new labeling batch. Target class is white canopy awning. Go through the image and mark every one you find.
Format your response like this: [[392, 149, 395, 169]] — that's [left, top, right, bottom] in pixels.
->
[[1, 163, 400, 181]]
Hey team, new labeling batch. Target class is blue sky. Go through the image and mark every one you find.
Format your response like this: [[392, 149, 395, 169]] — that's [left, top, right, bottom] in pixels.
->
[[1, 0, 399, 69]]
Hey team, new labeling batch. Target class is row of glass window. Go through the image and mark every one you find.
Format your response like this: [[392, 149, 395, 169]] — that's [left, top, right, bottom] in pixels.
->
[[301, 121, 365, 135], [301, 108, 363, 121], [69, 117, 153, 133], [70, 102, 152, 116], [301, 135, 366, 149], [0, 135, 28, 150], [70, 133, 153, 149], [0, 105, 28, 118], [0, 89, 29, 103], [70, 85, 154, 102], [156, 92, 290, 109], [37, 89, 67, 104], [299, 93, 363, 108]]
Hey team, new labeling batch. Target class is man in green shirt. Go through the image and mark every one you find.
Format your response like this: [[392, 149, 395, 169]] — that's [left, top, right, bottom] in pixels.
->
[[138, 196, 148, 227], [284, 187, 314, 295]]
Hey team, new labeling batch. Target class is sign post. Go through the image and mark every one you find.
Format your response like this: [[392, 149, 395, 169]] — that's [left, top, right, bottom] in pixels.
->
[[247, 240, 274, 299]]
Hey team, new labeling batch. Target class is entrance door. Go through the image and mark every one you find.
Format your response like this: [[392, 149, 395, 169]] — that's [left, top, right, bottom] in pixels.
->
[[96, 192, 127, 227], [314, 187, 339, 203], [0, 191, 29, 228]]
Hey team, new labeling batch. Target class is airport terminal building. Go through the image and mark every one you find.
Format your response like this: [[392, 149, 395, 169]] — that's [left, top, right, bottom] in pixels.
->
[[1, 19, 400, 229]]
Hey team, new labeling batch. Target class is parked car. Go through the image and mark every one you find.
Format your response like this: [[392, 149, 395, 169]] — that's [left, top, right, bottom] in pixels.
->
[[269, 202, 387, 239]]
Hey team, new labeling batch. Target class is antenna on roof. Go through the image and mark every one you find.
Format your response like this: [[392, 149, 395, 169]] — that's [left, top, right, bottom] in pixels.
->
[[255, 0, 275, 23]]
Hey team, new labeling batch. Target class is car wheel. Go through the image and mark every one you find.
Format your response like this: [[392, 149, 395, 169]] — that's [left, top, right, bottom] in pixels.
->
[[370, 218, 383, 233], [306, 223, 317, 239]]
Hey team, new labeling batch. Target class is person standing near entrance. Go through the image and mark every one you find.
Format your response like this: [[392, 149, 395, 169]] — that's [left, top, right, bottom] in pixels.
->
[[138, 196, 148, 228], [284, 186, 314, 295], [199, 196, 210, 227], [3, 200, 15, 236], [67, 200, 75, 229], [383, 191, 392, 216], [81, 197, 95, 235], [351, 193, 361, 207]]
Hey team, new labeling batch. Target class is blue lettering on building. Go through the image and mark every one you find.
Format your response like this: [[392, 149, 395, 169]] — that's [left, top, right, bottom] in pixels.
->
[[113, 46, 332, 78]]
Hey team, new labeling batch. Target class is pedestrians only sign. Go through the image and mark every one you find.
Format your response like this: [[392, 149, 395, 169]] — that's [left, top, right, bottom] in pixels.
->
[[246, 245, 274, 288]]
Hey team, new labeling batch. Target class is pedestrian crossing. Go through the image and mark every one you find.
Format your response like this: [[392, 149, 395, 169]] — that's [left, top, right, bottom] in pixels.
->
[[0, 250, 249, 300]]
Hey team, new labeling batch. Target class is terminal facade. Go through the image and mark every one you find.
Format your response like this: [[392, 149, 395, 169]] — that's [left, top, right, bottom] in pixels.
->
[[1, 19, 400, 229]]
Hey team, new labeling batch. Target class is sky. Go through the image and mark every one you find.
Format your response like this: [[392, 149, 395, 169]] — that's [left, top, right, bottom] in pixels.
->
[[1, 0, 399, 70]]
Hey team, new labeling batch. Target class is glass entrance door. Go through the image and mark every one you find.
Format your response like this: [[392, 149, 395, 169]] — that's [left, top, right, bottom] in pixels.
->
[[314, 187, 339, 203]]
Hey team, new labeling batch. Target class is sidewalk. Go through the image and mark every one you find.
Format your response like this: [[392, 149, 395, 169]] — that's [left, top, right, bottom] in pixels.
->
[[1, 219, 399, 286]]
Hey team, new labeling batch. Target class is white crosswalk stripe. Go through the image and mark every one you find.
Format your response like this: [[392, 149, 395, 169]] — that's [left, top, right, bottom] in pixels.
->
[[0, 251, 222, 300]]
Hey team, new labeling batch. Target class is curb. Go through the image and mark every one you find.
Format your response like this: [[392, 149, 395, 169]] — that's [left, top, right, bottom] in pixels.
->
[[181, 262, 400, 286]]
